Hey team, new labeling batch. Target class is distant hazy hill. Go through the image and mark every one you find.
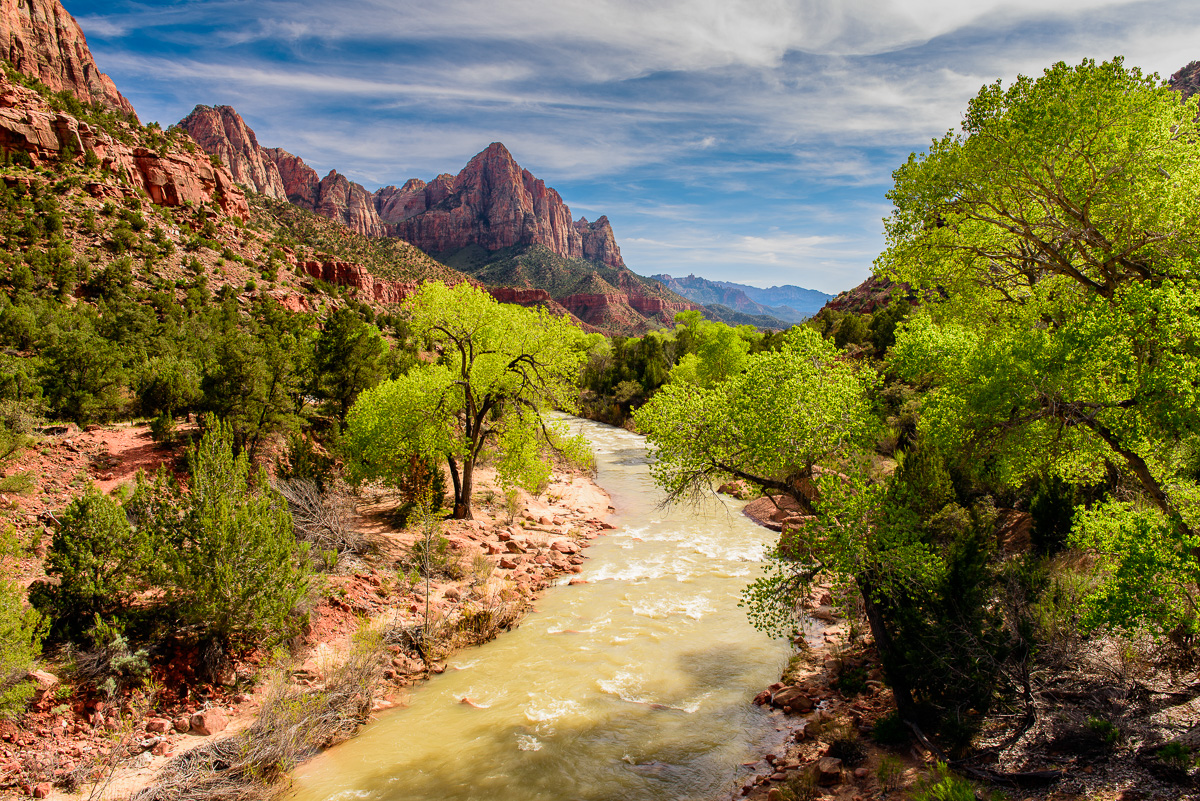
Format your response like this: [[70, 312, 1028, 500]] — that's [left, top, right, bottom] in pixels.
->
[[651, 274, 830, 324], [711, 281, 831, 319], [699, 304, 790, 329]]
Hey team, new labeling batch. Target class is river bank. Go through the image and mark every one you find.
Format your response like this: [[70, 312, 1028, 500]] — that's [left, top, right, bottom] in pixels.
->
[[3, 421, 613, 800], [284, 417, 792, 801]]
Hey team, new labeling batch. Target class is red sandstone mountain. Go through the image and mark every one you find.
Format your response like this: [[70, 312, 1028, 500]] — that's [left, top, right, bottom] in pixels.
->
[[0, 0, 136, 119], [387, 143, 625, 270], [0, 0, 247, 219], [177, 105, 286, 200], [0, 74, 249, 218], [174, 112, 628, 272]]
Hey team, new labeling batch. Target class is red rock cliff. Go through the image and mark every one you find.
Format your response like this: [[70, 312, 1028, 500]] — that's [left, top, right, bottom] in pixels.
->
[[177, 105, 286, 200], [389, 143, 625, 269], [258, 145, 388, 237], [263, 146, 320, 208], [0, 0, 136, 119], [312, 169, 390, 237]]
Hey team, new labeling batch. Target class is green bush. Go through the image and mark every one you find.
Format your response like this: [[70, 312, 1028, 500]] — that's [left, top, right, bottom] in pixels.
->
[[40, 327, 126, 424], [872, 710, 909, 745], [0, 527, 44, 718], [149, 409, 175, 443], [28, 486, 154, 631], [1158, 741, 1192, 768], [162, 422, 313, 653], [1087, 715, 1120, 747], [910, 763, 976, 801]]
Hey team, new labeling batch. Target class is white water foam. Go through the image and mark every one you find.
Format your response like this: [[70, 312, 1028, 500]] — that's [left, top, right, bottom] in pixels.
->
[[516, 734, 543, 752], [630, 594, 715, 620], [523, 695, 581, 723], [598, 671, 708, 713]]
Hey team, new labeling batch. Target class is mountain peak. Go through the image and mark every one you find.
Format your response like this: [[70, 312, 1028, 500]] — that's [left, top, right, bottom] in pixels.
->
[[179, 104, 287, 199], [392, 143, 625, 269]]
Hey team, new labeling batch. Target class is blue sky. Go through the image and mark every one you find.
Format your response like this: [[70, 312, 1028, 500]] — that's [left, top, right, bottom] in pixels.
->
[[67, 0, 1200, 295]]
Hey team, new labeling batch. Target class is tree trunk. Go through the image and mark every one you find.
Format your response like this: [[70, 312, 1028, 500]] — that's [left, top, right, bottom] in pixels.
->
[[453, 458, 475, 520], [858, 574, 918, 719], [447, 456, 463, 516]]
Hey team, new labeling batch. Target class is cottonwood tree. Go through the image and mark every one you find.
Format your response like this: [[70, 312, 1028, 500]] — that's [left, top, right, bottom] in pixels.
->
[[881, 57, 1200, 635], [633, 326, 878, 513], [634, 326, 959, 716], [345, 281, 589, 519]]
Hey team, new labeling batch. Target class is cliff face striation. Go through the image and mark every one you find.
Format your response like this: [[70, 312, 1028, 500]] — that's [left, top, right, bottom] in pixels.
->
[[177, 105, 286, 200], [0, 0, 136, 119]]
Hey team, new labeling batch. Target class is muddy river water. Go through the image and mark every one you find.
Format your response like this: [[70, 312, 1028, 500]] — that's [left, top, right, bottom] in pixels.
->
[[287, 417, 794, 801]]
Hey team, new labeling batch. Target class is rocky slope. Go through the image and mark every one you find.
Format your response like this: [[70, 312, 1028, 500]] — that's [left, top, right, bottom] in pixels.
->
[[445, 245, 695, 336], [1170, 61, 1200, 99], [0, 0, 137, 119], [0, 69, 249, 218]]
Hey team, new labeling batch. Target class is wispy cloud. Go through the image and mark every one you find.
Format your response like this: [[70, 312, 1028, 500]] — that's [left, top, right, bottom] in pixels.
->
[[70, 0, 1200, 292]]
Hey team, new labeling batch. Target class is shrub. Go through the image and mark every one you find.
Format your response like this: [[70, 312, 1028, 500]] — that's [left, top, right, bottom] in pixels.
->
[[40, 327, 126, 424], [910, 763, 975, 801], [163, 422, 313, 655], [29, 486, 153, 632], [71, 616, 150, 698], [872, 710, 910, 745], [1087, 715, 1120, 747], [149, 410, 175, 443], [875, 755, 904, 792], [1158, 741, 1192, 768], [0, 526, 44, 718]]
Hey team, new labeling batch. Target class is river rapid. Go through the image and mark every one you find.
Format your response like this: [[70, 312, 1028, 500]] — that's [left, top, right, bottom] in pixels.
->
[[287, 417, 794, 801]]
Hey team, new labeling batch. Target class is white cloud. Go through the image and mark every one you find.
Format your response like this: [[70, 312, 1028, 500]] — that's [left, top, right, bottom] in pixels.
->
[[76, 0, 1200, 294]]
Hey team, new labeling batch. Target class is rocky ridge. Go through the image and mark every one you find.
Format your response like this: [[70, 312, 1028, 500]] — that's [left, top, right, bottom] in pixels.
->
[[179, 111, 629, 274], [176, 105, 696, 334], [389, 142, 626, 270], [0, 0, 137, 119], [0, 73, 248, 218]]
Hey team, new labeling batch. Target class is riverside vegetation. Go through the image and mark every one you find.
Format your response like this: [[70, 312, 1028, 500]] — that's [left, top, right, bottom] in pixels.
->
[[2, 51, 1200, 801]]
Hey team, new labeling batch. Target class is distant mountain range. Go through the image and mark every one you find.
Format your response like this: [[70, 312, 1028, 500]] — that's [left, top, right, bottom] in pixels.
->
[[650, 274, 831, 325]]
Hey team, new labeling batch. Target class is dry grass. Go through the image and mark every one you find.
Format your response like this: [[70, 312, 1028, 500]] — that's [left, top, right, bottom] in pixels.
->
[[131, 625, 386, 801]]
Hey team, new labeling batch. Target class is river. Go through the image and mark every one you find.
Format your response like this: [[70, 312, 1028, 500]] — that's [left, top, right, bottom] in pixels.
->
[[287, 417, 795, 801]]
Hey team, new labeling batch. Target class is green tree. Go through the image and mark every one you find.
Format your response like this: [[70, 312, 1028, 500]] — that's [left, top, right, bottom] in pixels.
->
[[314, 306, 385, 424], [880, 57, 1200, 639], [28, 486, 153, 630], [162, 422, 313, 654], [633, 326, 878, 511], [40, 327, 125, 424], [882, 58, 1200, 525], [345, 281, 587, 519], [199, 299, 309, 455]]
